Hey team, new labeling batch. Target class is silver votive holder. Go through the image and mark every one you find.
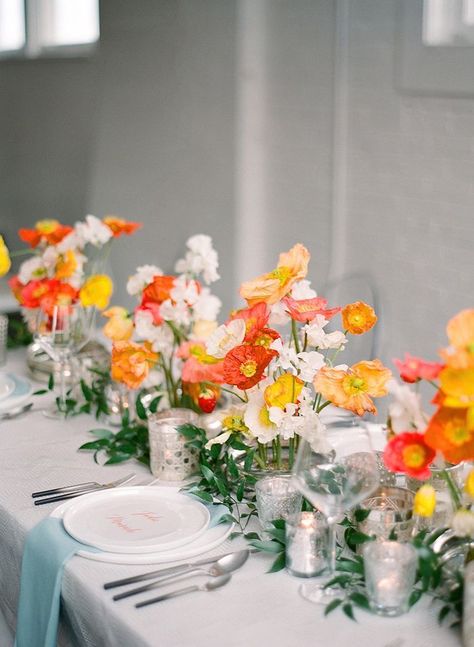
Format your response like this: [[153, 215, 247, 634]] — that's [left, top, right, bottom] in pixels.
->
[[255, 475, 302, 534], [363, 540, 418, 617], [148, 408, 200, 481], [357, 486, 415, 543], [286, 510, 329, 578], [0, 314, 8, 366]]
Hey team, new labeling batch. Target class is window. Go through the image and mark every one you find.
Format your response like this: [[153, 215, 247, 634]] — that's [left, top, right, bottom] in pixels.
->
[[423, 0, 474, 46], [0, 0, 99, 58]]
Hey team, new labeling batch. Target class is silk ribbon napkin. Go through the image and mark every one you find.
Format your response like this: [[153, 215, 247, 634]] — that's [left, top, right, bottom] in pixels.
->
[[15, 501, 228, 647]]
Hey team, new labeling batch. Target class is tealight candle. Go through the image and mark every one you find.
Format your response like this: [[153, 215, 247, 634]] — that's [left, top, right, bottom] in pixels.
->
[[363, 541, 417, 616], [285, 511, 328, 578]]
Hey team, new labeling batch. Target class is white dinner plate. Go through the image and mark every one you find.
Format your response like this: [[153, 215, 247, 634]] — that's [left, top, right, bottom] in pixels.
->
[[51, 487, 235, 565], [0, 373, 15, 402], [62, 487, 211, 554], [0, 374, 33, 413]]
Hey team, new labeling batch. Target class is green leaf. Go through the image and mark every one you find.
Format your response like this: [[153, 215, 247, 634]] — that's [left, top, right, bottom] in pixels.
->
[[48, 374, 54, 390], [324, 598, 343, 616], [105, 452, 132, 465], [32, 389, 48, 396], [200, 464, 216, 484], [271, 519, 286, 530], [79, 439, 111, 450], [336, 558, 364, 575], [438, 605, 451, 624], [236, 480, 245, 502], [149, 396, 162, 414], [80, 381, 93, 402], [244, 450, 255, 472], [135, 396, 147, 421], [249, 540, 284, 553], [349, 592, 369, 610], [353, 508, 371, 523], [268, 552, 286, 573], [89, 428, 114, 440], [342, 604, 356, 622], [244, 532, 260, 540], [188, 489, 214, 504], [409, 589, 423, 608]]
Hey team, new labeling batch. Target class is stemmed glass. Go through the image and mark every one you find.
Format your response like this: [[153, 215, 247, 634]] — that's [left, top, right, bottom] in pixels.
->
[[34, 303, 96, 418], [292, 417, 379, 604]]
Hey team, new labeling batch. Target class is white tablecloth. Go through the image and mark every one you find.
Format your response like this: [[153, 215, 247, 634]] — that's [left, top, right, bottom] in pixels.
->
[[0, 351, 462, 647]]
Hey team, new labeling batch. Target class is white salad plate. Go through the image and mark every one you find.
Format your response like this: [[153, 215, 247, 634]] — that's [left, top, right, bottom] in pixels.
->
[[0, 374, 33, 413], [0, 373, 15, 402], [61, 487, 211, 554]]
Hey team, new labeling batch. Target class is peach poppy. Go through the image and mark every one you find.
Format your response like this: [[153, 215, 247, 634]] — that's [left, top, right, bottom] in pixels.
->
[[103, 216, 142, 237], [314, 359, 392, 416], [424, 406, 474, 464], [239, 244, 310, 306], [440, 309, 474, 369], [264, 373, 304, 409], [283, 296, 341, 323], [223, 344, 277, 390], [54, 250, 78, 280], [393, 353, 444, 384], [383, 432, 435, 480], [341, 301, 377, 335], [141, 275, 175, 305], [103, 306, 134, 341], [180, 341, 226, 384], [18, 219, 73, 248], [111, 341, 158, 389]]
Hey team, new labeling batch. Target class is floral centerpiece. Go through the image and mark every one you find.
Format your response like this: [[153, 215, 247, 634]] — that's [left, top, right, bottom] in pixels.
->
[[383, 308, 474, 533]]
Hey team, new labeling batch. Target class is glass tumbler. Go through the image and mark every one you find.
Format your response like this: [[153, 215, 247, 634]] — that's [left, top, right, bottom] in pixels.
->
[[255, 475, 302, 534]]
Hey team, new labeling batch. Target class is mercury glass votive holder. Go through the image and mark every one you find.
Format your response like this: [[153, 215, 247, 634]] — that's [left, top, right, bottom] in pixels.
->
[[148, 409, 200, 481], [255, 475, 302, 534], [363, 541, 418, 617], [285, 510, 328, 578], [357, 486, 415, 543]]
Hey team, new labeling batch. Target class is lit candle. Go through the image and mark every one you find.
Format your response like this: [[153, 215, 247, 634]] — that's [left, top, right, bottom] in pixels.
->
[[286, 511, 328, 577]]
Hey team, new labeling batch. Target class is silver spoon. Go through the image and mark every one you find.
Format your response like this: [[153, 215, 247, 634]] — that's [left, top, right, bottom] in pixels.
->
[[0, 402, 34, 421], [113, 549, 248, 601], [136, 574, 231, 608]]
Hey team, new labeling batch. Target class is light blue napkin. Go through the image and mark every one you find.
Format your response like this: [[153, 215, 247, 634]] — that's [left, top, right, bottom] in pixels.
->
[[15, 517, 99, 647], [15, 500, 228, 647]]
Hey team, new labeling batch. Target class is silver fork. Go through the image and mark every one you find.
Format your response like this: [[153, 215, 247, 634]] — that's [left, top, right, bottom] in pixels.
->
[[32, 472, 136, 505]]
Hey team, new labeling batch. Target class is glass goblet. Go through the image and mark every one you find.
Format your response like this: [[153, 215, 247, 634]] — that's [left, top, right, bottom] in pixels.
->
[[292, 417, 379, 604], [34, 303, 96, 418]]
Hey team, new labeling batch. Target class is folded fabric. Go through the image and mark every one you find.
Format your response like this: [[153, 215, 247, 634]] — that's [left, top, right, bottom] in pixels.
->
[[15, 498, 228, 647], [15, 517, 99, 647]]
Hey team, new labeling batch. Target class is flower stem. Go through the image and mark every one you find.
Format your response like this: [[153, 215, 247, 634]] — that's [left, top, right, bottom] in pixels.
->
[[201, 381, 247, 403], [441, 468, 462, 510], [291, 319, 301, 354]]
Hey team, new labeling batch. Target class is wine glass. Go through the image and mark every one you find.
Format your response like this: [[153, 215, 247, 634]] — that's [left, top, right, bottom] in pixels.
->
[[292, 417, 379, 604], [34, 303, 96, 418]]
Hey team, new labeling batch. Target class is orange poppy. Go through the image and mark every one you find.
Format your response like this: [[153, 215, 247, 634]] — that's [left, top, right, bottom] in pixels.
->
[[141, 275, 175, 305], [239, 244, 310, 306], [440, 309, 474, 369], [314, 359, 391, 416], [111, 341, 158, 389], [283, 296, 340, 323], [439, 367, 474, 408], [18, 219, 73, 248], [223, 344, 277, 390], [341, 301, 377, 335], [424, 406, 474, 464], [103, 216, 142, 237]]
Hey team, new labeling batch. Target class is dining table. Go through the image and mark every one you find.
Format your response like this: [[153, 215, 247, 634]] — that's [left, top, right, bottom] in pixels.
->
[[0, 349, 462, 647]]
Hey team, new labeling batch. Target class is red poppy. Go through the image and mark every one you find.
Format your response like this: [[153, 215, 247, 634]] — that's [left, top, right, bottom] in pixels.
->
[[18, 221, 73, 248], [228, 302, 270, 340], [9, 276, 25, 304], [246, 327, 281, 348], [282, 296, 341, 323], [223, 344, 277, 390], [393, 353, 443, 384], [383, 431, 435, 480], [20, 279, 78, 312]]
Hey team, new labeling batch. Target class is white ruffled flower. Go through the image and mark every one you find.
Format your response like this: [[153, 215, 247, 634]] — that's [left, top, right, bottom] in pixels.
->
[[170, 276, 200, 307], [270, 338, 298, 372], [56, 230, 82, 253], [268, 301, 290, 327], [268, 403, 300, 440], [452, 509, 474, 538], [159, 298, 191, 327], [296, 351, 326, 383], [244, 388, 279, 444], [75, 215, 113, 247], [206, 319, 246, 359], [388, 379, 427, 434], [18, 256, 47, 284], [192, 288, 221, 322], [291, 279, 317, 300], [304, 315, 347, 350], [296, 405, 329, 452], [127, 265, 163, 296], [175, 234, 220, 285], [134, 309, 174, 354]]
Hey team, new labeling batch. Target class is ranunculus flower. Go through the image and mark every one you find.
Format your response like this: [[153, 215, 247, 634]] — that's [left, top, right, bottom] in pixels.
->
[[341, 301, 377, 335], [283, 296, 340, 323], [424, 406, 474, 464], [264, 373, 304, 409], [223, 344, 277, 390], [0, 236, 11, 277], [314, 359, 391, 416], [383, 431, 435, 480], [103, 306, 133, 341], [393, 353, 443, 384], [240, 244, 310, 306], [111, 341, 158, 389], [19, 219, 73, 248], [79, 274, 113, 310], [103, 216, 141, 237], [413, 484, 436, 517]]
